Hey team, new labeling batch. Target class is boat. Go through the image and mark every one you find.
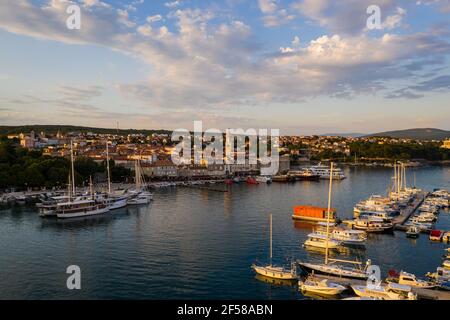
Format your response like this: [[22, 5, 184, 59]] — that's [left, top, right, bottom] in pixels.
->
[[387, 270, 437, 289], [443, 232, 450, 242], [127, 159, 153, 205], [353, 216, 393, 233], [255, 176, 272, 183], [299, 277, 347, 296], [56, 199, 109, 219], [292, 206, 337, 223], [429, 230, 444, 242], [246, 176, 259, 185], [351, 283, 417, 300], [288, 169, 320, 181], [308, 163, 346, 180], [252, 214, 297, 280], [426, 267, 450, 282], [298, 162, 371, 280], [331, 227, 367, 247], [443, 260, 450, 270], [406, 225, 420, 238], [304, 233, 341, 249]]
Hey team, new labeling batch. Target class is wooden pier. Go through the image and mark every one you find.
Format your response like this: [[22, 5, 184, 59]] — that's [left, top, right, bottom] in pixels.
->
[[310, 274, 450, 300]]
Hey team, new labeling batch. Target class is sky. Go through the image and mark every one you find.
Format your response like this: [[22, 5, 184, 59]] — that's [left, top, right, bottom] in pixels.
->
[[0, 0, 449, 135]]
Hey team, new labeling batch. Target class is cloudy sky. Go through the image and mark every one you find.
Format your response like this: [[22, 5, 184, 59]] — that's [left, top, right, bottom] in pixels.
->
[[0, 0, 449, 135]]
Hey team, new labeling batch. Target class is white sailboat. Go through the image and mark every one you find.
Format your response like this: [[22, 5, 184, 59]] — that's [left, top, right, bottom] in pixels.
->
[[298, 162, 371, 280], [252, 214, 297, 280], [101, 140, 129, 210], [128, 159, 153, 205]]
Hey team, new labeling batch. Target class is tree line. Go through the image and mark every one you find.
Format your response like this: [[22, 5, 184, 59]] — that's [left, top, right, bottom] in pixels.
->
[[0, 137, 132, 190]]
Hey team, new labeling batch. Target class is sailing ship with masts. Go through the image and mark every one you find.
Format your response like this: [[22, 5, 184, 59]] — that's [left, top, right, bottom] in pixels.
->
[[56, 141, 110, 219], [298, 162, 372, 280], [252, 214, 297, 280], [127, 159, 153, 205]]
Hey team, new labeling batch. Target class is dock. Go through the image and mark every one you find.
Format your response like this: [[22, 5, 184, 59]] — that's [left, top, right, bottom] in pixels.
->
[[392, 193, 426, 230], [310, 274, 450, 300]]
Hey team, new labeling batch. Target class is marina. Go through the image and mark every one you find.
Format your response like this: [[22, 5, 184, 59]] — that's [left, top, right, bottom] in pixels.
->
[[0, 165, 449, 299]]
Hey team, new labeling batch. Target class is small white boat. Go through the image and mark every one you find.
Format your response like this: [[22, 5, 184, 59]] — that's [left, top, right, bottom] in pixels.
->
[[299, 278, 346, 296], [406, 225, 420, 238], [304, 233, 341, 249], [387, 271, 436, 289], [443, 260, 450, 270], [352, 283, 417, 300]]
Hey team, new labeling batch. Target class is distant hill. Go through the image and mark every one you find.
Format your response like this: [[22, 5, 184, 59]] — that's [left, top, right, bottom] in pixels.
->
[[0, 125, 172, 136], [321, 133, 365, 138], [366, 128, 450, 140]]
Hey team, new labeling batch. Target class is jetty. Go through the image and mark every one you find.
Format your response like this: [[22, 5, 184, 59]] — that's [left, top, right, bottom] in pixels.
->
[[309, 274, 450, 300], [393, 192, 426, 231]]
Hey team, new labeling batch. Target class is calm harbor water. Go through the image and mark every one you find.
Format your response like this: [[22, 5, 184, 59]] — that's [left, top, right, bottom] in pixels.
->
[[1, 166, 449, 300]]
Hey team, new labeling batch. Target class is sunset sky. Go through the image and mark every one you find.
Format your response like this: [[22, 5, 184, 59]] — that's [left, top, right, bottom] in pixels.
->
[[0, 0, 449, 134]]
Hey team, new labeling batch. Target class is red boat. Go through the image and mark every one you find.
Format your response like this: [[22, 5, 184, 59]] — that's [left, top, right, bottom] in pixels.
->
[[225, 179, 233, 185], [246, 177, 259, 185], [429, 230, 443, 241]]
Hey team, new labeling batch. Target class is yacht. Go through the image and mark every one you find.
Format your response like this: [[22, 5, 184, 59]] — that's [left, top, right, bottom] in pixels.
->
[[351, 283, 417, 300], [308, 163, 346, 180], [299, 277, 347, 296], [255, 176, 272, 183], [331, 227, 367, 247], [387, 271, 437, 289], [406, 225, 420, 238], [353, 216, 394, 233], [304, 233, 341, 249], [56, 199, 109, 219]]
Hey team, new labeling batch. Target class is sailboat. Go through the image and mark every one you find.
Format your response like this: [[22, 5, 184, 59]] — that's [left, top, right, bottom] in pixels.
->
[[56, 141, 110, 219], [127, 159, 153, 205], [100, 140, 129, 210], [298, 162, 371, 280], [252, 214, 297, 280]]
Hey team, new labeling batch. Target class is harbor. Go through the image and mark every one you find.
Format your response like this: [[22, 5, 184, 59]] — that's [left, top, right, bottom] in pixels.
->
[[0, 165, 449, 299]]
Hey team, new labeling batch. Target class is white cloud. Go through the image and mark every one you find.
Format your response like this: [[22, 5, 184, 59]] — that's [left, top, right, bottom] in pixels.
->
[[165, 1, 181, 8], [258, 0, 278, 14]]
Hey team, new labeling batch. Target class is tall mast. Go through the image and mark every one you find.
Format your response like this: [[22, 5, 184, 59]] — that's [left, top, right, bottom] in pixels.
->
[[325, 162, 334, 265], [106, 140, 111, 194], [68, 173, 72, 201], [269, 213, 273, 266], [89, 175, 94, 200], [70, 140, 76, 196], [403, 163, 407, 190]]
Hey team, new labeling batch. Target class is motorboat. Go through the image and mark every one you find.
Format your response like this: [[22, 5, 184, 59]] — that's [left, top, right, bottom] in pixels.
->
[[353, 217, 393, 233], [406, 225, 420, 238], [426, 267, 450, 282], [443, 260, 450, 270], [299, 277, 347, 296], [308, 163, 346, 180], [304, 233, 341, 249], [387, 271, 437, 289], [351, 283, 417, 300]]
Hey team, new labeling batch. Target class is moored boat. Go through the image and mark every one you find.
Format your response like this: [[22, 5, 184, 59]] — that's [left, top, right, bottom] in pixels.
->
[[299, 277, 347, 296]]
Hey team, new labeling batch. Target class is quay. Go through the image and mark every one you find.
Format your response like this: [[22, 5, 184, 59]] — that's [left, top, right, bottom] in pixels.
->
[[309, 274, 450, 300], [393, 192, 426, 231]]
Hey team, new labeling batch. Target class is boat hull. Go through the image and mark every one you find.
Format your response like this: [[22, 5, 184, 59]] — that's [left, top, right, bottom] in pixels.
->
[[299, 262, 368, 280], [252, 265, 297, 280], [57, 207, 110, 219]]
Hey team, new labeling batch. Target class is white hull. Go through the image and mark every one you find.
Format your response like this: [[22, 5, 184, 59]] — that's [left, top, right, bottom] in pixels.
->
[[108, 199, 128, 210], [252, 265, 297, 280], [57, 207, 109, 219], [299, 262, 368, 280], [299, 280, 346, 295], [304, 240, 340, 249]]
